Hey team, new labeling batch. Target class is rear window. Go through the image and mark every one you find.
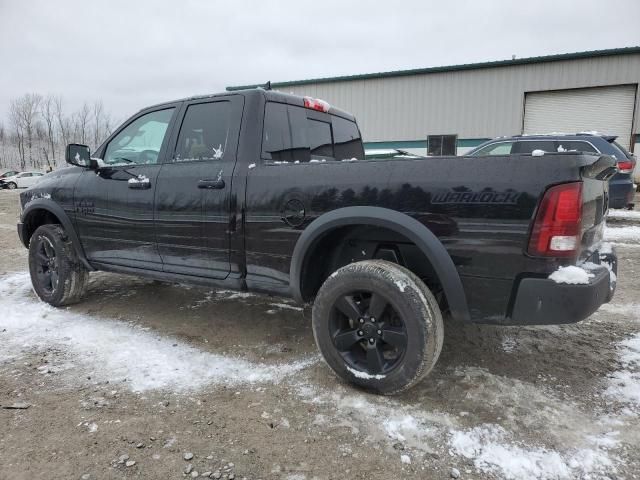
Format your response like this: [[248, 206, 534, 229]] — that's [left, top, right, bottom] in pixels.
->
[[612, 141, 632, 159], [262, 102, 363, 163], [556, 141, 598, 153]]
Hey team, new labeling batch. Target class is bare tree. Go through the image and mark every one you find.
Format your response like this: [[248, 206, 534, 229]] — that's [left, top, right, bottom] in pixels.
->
[[10, 93, 43, 168], [41, 94, 57, 163], [74, 102, 91, 146], [9, 99, 26, 169], [54, 95, 70, 149]]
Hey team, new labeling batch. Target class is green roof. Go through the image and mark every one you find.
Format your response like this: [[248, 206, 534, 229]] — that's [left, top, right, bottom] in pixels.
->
[[227, 46, 640, 91]]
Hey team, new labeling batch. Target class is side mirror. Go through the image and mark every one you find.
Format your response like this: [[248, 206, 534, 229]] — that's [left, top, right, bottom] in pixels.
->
[[66, 144, 92, 168]]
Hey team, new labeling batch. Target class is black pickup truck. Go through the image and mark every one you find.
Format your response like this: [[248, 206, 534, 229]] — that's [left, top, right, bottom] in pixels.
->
[[18, 89, 618, 394]]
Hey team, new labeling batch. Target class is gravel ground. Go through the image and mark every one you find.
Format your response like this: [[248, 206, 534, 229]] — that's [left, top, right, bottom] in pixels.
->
[[0, 189, 639, 480]]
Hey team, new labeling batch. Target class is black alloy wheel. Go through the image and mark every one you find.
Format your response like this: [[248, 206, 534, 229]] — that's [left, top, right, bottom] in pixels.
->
[[330, 290, 407, 376]]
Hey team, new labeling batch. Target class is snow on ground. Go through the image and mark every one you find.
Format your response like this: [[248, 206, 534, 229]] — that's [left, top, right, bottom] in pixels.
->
[[604, 225, 640, 243], [293, 365, 624, 479], [1, 269, 638, 479], [0, 273, 314, 392], [607, 209, 640, 221], [607, 333, 640, 408], [449, 424, 616, 480]]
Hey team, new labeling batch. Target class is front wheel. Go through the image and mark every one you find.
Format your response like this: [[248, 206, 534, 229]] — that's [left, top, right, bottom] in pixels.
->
[[7, 182, 17, 189], [28, 224, 89, 306], [312, 260, 444, 394]]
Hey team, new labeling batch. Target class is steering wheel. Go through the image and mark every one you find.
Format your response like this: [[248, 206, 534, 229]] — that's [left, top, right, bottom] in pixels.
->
[[137, 150, 159, 164]]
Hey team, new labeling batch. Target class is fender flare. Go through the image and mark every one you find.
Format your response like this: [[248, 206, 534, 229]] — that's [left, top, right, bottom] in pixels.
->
[[289, 206, 471, 322], [20, 199, 93, 271]]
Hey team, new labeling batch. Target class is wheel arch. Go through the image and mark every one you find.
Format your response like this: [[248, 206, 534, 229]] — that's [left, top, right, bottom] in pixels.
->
[[290, 206, 470, 322], [20, 200, 92, 271]]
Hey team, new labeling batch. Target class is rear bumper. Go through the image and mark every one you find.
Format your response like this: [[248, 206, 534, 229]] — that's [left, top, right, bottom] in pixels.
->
[[509, 251, 617, 325]]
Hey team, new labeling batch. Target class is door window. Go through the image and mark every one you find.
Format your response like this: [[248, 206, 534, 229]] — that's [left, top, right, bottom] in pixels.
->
[[174, 101, 231, 162], [104, 108, 174, 165]]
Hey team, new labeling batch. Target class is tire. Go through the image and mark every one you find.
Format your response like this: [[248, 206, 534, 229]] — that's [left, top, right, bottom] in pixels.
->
[[312, 260, 444, 395], [28, 224, 89, 306], [7, 182, 17, 190]]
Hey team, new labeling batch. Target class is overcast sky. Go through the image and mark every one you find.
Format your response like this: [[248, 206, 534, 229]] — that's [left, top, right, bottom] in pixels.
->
[[1, 0, 639, 125]]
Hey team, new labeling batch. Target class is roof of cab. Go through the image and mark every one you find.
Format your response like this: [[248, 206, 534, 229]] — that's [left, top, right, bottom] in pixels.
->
[[138, 88, 356, 121]]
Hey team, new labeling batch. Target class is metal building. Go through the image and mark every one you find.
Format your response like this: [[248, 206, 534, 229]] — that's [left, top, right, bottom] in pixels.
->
[[227, 47, 640, 157]]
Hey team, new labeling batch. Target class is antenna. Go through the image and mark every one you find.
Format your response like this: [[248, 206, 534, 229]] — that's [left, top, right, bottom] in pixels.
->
[[261, 81, 272, 91]]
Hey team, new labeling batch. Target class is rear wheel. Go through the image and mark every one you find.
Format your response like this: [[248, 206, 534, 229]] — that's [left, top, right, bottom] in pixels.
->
[[312, 260, 444, 394], [28, 224, 89, 306]]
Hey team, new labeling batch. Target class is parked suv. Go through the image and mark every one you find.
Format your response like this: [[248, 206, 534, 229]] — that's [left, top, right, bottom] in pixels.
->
[[17, 90, 618, 394], [467, 134, 636, 209]]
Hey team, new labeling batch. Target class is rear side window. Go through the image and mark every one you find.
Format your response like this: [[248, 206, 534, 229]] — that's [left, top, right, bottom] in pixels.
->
[[556, 141, 598, 153], [332, 116, 363, 159], [262, 102, 363, 163], [470, 141, 514, 156], [174, 101, 231, 162], [512, 141, 556, 154]]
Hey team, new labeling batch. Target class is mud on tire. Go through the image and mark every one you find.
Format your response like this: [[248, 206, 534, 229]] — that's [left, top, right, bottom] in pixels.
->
[[28, 224, 89, 306], [312, 260, 444, 395]]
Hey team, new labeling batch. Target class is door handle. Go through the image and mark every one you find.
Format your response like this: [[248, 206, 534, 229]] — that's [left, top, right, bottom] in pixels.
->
[[128, 178, 151, 189], [198, 179, 225, 189]]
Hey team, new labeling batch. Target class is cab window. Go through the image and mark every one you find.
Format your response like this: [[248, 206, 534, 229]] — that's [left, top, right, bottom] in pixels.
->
[[104, 108, 174, 165], [262, 102, 363, 163], [173, 101, 231, 162]]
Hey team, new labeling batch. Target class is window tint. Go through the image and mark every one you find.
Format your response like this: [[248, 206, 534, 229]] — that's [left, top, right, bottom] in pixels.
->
[[307, 119, 333, 160], [263, 102, 358, 163], [556, 141, 598, 153], [471, 142, 514, 156], [174, 102, 231, 162], [21, 173, 32, 177], [105, 108, 174, 165], [332, 116, 363, 160], [512, 141, 555, 154], [428, 135, 457, 156]]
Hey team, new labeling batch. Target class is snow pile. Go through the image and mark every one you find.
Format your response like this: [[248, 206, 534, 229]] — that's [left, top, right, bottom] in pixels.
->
[[604, 226, 640, 243], [548, 265, 594, 285], [0, 273, 314, 392], [531, 150, 545, 157], [607, 209, 640, 221], [606, 333, 640, 408], [346, 365, 385, 380], [449, 424, 615, 480]]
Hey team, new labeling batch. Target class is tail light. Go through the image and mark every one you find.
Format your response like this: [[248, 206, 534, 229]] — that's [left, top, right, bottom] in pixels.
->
[[616, 160, 634, 174], [528, 182, 583, 257], [303, 96, 330, 113]]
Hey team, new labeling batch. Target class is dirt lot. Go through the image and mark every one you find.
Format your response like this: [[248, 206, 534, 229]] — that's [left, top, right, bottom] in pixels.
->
[[0, 189, 639, 480]]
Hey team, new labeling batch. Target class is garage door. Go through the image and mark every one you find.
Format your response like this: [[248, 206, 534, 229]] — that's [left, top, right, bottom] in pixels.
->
[[523, 85, 637, 149]]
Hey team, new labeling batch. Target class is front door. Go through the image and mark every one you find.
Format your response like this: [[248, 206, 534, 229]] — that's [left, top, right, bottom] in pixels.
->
[[74, 106, 178, 269], [155, 96, 243, 278]]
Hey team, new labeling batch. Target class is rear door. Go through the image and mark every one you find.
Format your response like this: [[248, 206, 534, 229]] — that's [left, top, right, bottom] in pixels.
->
[[154, 95, 243, 278]]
